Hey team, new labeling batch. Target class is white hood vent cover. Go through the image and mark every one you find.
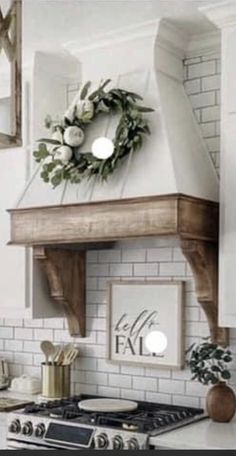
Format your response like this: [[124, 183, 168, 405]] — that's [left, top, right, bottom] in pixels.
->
[[18, 19, 218, 209]]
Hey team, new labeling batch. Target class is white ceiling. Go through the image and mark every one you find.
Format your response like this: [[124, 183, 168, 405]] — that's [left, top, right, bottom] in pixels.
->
[[20, 0, 222, 63]]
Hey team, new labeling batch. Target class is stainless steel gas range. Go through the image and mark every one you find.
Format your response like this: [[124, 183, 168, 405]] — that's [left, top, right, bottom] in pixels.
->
[[7, 395, 207, 450]]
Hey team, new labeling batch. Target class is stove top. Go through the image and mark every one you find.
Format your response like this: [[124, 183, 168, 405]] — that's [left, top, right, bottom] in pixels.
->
[[7, 395, 207, 450]]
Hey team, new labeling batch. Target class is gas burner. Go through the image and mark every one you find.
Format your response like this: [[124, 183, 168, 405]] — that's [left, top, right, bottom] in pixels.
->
[[49, 407, 64, 419]]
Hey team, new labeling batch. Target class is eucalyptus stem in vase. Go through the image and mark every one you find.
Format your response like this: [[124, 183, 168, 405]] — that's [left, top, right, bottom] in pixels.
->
[[186, 339, 236, 422]]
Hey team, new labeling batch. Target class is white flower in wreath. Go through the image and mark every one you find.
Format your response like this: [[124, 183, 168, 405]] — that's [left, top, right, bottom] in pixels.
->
[[75, 100, 94, 122], [52, 129, 63, 144], [54, 145, 73, 164], [64, 126, 85, 148], [43, 155, 53, 165]]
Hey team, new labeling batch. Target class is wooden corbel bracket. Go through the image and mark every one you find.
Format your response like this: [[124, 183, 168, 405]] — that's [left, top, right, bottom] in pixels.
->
[[181, 239, 229, 346], [34, 247, 86, 337]]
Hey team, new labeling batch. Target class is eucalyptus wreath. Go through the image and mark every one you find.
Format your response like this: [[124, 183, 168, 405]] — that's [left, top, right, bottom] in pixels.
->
[[33, 79, 154, 188]]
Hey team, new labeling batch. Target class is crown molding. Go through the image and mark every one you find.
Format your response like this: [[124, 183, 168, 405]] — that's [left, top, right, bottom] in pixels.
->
[[186, 31, 221, 57], [64, 19, 188, 61], [200, 1, 236, 28]]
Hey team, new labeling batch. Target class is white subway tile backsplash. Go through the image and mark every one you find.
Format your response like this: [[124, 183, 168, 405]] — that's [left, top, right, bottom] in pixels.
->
[[96, 331, 107, 345], [6, 340, 23, 352], [75, 383, 98, 395], [185, 307, 200, 322], [159, 379, 185, 395], [201, 105, 220, 122], [86, 251, 98, 263], [15, 328, 33, 340], [121, 388, 145, 401], [172, 248, 185, 262], [15, 353, 33, 365], [23, 365, 41, 377], [85, 372, 108, 385], [110, 263, 133, 276], [109, 374, 132, 388], [172, 395, 200, 408], [121, 365, 145, 376], [188, 60, 216, 79], [189, 91, 215, 109], [24, 319, 43, 328], [98, 386, 121, 398], [76, 357, 97, 371], [133, 376, 157, 391], [86, 317, 106, 332], [43, 319, 64, 329], [86, 278, 98, 290], [159, 262, 185, 277], [146, 392, 171, 404], [201, 74, 220, 91], [34, 329, 53, 340], [0, 327, 13, 339], [200, 122, 216, 138], [205, 136, 220, 152], [97, 359, 120, 373], [23, 341, 41, 353], [122, 249, 146, 262], [147, 248, 172, 262], [133, 263, 158, 276], [184, 79, 201, 95], [4, 319, 23, 327], [186, 381, 210, 397], [98, 250, 121, 263], [87, 291, 107, 304], [87, 264, 109, 277], [145, 367, 171, 379]]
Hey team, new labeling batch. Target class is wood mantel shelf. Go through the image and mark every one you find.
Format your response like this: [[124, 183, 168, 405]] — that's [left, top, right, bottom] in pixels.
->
[[8, 194, 228, 344]]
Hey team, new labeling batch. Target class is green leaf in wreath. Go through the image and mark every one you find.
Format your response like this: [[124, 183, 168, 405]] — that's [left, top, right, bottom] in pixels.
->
[[99, 79, 111, 90], [136, 105, 155, 113], [80, 81, 91, 100], [37, 138, 61, 145]]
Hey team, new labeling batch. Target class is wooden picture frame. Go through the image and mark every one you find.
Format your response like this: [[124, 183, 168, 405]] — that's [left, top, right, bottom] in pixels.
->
[[0, 0, 22, 148], [107, 280, 184, 369]]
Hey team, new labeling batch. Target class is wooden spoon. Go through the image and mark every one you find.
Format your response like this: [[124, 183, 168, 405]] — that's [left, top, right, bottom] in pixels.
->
[[40, 340, 56, 365]]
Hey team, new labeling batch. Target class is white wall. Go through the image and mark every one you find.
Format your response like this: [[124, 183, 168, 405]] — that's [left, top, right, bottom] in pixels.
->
[[1, 51, 234, 408]]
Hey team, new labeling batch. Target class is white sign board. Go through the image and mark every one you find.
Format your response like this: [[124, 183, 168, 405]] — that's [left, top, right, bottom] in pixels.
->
[[107, 280, 184, 369]]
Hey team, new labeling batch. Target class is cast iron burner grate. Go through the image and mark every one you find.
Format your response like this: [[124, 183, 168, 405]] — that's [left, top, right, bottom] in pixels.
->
[[23, 395, 205, 435]]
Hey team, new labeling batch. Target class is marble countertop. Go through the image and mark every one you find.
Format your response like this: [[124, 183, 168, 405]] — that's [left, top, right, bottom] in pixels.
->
[[150, 415, 236, 449]]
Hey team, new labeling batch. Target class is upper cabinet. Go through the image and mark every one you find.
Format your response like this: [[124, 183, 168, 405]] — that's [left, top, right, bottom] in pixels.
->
[[1, 51, 79, 319], [201, 3, 236, 327], [219, 27, 236, 327]]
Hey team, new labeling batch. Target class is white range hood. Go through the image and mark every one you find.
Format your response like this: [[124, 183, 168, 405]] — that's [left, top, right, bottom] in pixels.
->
[[17, 19, 219, 209], [9, 19, 225, 343]]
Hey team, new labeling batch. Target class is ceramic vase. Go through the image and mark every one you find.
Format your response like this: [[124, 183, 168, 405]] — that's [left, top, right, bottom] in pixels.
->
[[206, 382, 236, 422]]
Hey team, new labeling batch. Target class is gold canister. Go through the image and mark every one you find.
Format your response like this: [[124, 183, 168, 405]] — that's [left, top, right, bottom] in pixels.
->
[[41, 363, 71, 399]]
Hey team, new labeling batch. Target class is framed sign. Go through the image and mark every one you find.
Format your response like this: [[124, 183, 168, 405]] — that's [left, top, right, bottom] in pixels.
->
[[107, 280, 184, 369]]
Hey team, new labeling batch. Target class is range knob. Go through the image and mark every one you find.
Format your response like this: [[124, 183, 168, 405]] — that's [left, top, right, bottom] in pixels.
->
[[95, 432, 109, 449], [126, 437, 139, 450], [21, 421, 33, 436], [112, 435, 124, 450], [8, 419, 21, 434], [34, 423, 45, 438]]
